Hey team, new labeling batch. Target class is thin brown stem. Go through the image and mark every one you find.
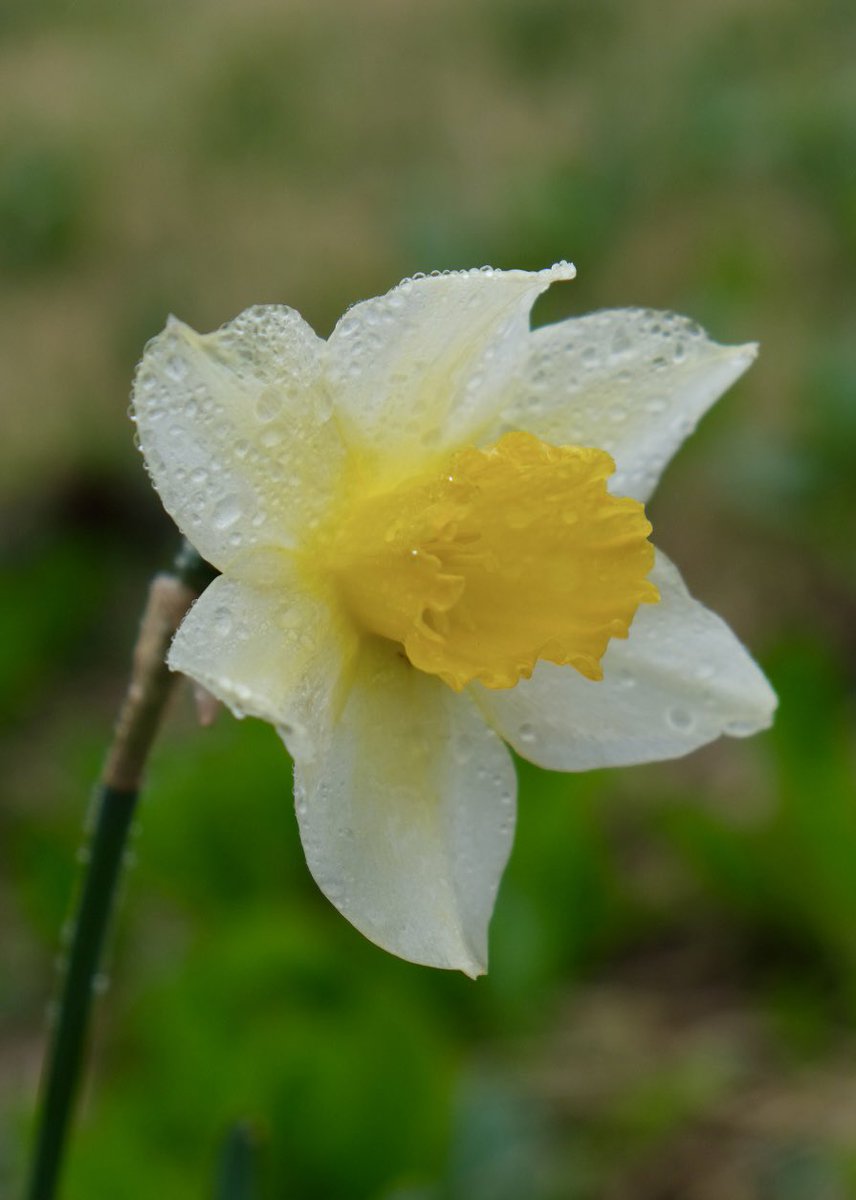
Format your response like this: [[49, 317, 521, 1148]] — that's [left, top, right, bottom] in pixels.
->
[[101, 571, 198, 791]]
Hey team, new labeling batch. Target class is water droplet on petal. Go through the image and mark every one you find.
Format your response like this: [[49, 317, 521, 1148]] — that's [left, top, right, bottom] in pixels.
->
[[212, 496, 242, 530], [666, 706, 695, 732], [608, 402, 627, 423], [213, 607, 233, 636], [314, 387, 334, 421], [724, 718, 756, 736], [255, 386, 282, 421]]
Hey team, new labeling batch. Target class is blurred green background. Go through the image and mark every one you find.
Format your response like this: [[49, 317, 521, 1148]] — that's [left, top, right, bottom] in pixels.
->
[[2, 0, 855, 1196]]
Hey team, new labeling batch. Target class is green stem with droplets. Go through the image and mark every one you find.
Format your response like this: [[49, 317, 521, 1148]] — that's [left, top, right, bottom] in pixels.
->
[[25, 541, 216, 1200]]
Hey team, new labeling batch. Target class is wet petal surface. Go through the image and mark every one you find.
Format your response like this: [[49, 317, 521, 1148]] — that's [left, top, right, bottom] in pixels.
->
[[169, 564, 356, 761], [489, 308, 756, 502], [294, 642, 517, 975], [327, 264, 575, 482], [133, 307, 346, 571], [474, 552, 777, 771]]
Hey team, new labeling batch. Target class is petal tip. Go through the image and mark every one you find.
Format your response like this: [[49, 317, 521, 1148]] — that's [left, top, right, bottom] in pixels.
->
[[445, 934, 488, 978], [722, 340, 759, 378], [163, 313, 193, 338], [751, 678, 780, 731], [450, 923, 490, 979], [722, 666, 778, 738], [734, 339, 760, 364], [546, 260, 577, 283]]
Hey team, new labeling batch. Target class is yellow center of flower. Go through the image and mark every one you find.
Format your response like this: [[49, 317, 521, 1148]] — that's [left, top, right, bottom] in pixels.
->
[[321, 431, 658, 692]]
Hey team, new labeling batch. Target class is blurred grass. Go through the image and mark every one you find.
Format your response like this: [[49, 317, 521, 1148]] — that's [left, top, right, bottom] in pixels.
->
[[2, 0, 856, 1197]]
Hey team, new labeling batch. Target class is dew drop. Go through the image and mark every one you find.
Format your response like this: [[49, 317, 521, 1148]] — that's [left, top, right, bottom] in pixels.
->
[[518, 722, 537, 744], [212, 495, 242, 530], [164, 354, 187, 381], [277, 607, 301, 630], [666, 706, 695, 732], [255, 386, 282, 421], [213, 607, 233, 637], [314, 387, 334, 421], [724, 718, 756, 736], [608, 401, 627, 423]]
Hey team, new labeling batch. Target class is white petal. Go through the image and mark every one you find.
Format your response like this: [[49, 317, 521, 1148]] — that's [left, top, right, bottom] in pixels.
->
[[168, 568, 355, 762], [474, 552, 777, 771], [132, 307, 346, 570], [491, 308, 756, 501], [327, 263, 576, 477], [294, 643, 517, 975]]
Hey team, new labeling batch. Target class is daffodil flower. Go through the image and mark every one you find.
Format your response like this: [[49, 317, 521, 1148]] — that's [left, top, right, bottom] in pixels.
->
[[132, 264, 776, 976]]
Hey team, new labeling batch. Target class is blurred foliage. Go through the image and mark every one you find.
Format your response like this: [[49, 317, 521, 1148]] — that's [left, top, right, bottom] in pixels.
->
[[2, 0, 855, 1197], [0, 139, 88, 273]]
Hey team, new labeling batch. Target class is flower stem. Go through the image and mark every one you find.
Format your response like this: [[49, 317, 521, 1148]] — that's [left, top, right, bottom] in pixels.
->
[[25, 541, 216, 1200], [214, 1123, 261, 1200]]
